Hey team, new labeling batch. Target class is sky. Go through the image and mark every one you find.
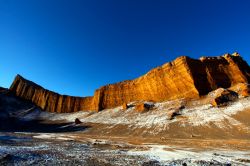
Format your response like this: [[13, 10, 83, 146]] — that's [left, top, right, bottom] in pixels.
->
[[1, 0, 250, 97]]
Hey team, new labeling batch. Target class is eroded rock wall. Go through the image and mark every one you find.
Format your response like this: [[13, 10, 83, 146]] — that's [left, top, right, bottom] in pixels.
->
[[96, 56, 200, 110], [10, 75, 95, 113], [9, 53, 250, 112], [187, 53, 250, 95], [95, 53, 250, 110]]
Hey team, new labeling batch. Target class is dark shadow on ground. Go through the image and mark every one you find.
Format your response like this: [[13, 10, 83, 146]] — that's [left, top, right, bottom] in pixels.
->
[[0, 91, 91, 134], [0, 117, 90, 133]]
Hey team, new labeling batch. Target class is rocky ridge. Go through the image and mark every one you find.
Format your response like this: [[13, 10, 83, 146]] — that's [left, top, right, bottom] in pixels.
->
[[9, 75, 97, 113], [9, 53, 250, 112]]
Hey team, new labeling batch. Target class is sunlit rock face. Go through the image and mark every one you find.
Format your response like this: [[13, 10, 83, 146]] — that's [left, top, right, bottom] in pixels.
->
[[94, 53, 250, 110], [9, 53, 250, 112], [9, 75, 96, 113]]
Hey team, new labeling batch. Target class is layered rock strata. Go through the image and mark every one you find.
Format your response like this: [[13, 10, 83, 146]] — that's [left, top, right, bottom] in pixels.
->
[[9, 76, 98, 113], [9, 53, 250, 112]]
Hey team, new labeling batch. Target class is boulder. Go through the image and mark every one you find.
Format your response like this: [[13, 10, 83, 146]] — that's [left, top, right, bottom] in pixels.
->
[[135, 102, 154, 112], [210, 88, 238, 107], [135, 103, 149, 112], [178, 105, 185, 110], [168, 111, 181, 120], [75, 118, 82, 124], [122, 103, 128, 110]]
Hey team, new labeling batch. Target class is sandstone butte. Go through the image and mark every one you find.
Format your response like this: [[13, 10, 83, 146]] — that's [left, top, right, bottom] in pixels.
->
[[9, 52, 250, 113]]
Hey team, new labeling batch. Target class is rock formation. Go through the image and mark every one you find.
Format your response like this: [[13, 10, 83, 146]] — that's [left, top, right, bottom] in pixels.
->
[[9, 53, 250, 112], [135, 103, 152, 112], [9, 75, 98, 113], [210, 88, 238, 107], [75, 118, 82, 124], [122, 103, 128, 110], [229, 83, 250, 98]]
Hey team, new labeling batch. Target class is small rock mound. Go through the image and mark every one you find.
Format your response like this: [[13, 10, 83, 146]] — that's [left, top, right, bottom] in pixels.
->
[[122, 103, 128, 110], [135, 102, 154, 112], [135, 103, 148, 112], [75, 118, 82, 124], [210, 88, 238, 107], [168, 110, 181, 120]]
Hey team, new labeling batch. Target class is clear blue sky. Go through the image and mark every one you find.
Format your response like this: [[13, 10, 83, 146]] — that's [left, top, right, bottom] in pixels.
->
[[1, 0, 250, 97]]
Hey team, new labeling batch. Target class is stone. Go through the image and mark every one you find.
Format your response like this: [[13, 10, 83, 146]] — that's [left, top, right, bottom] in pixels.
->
[[9, 53, 250, 112], [178, 105, 185, 111], [75, 118, 82, 124], [92, 53, 250, 110], [135, 103, 149, 112], [168, 110, 181, 120], [229, 83, 250, 98], [210, 88, 238, 107], [122, 103, 128, 110]]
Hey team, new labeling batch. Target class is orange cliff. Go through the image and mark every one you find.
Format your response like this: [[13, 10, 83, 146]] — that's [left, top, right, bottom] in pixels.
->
[[9, 75, 98, 113], [9, 53, 250, 112]]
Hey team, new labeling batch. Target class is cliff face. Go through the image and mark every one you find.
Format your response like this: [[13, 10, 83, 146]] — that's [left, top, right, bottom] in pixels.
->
[[96, 56, 200, 110], [188, 53, 250, 95], [9, 53, 250, 112], [9, 76, 96, 113]]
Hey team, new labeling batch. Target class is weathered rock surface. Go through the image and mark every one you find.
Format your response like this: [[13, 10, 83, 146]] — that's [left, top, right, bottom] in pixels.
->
[[9, 75, 97, 113], [210, 88, 238, 107], [75, 118, 82, 124], [229, 83, 250, 98], [167, 110, 181, 120], [135, 103, 150, 113], [122, 103, 128, 110], [95, 53, 250, 110], [9, 53, 250, 112]]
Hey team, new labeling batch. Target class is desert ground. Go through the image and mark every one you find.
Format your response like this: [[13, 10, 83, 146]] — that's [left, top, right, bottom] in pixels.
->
[[1, 91, 250, 165]]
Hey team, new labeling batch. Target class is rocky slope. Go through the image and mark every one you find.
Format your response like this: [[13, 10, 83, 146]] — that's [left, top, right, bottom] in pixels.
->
[[2, 87, 250, 166], [9, 53, 250, 112], [2, 86, 250, 139]]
